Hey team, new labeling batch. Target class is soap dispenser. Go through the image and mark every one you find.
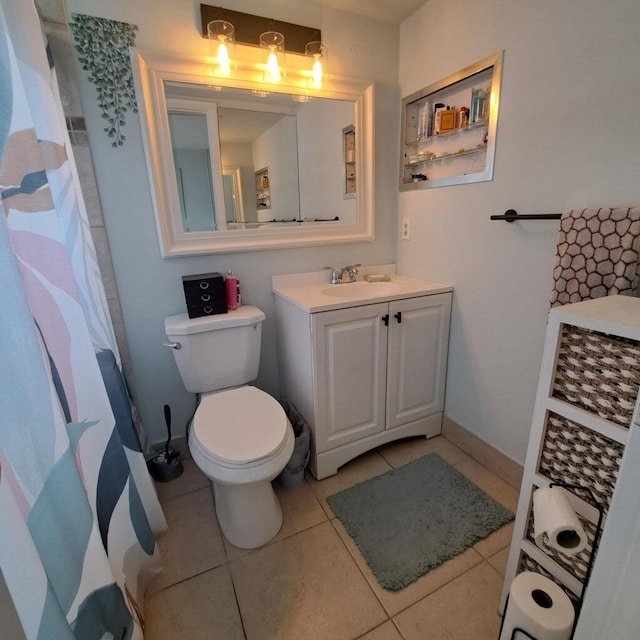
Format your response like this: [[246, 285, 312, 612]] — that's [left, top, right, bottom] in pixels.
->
[[225, 269, 238, 310]]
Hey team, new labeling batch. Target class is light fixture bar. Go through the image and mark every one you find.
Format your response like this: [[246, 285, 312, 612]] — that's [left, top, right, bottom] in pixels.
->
[[200, 4, 320, 54]]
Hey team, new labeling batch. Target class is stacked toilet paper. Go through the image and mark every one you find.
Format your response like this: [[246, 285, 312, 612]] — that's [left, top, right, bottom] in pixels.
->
[[533, 487, 588, 555], [500, 571, 575, 640]]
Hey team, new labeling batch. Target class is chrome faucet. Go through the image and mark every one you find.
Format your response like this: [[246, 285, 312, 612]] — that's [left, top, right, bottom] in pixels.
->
[[342, 264, 361, 282], [323, 266, 342, 284], [323, 264, 361, 284]]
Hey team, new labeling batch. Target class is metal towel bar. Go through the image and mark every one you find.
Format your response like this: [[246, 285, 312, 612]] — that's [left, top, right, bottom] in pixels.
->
[[491, 208, 562, 222]]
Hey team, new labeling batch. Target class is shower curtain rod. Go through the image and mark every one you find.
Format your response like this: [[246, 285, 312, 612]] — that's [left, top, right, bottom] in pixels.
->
[[490, 209, 562, 222]]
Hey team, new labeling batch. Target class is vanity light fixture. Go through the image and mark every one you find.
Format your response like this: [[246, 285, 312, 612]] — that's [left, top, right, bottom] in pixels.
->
[[207, 20, 235, 76], [260, 31, 285, 83], [305, 41, 327, 89], [200, 6, 325, 90]]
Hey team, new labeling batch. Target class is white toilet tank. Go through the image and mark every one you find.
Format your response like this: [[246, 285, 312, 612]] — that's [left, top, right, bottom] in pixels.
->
[[164, 306, 266, 393]]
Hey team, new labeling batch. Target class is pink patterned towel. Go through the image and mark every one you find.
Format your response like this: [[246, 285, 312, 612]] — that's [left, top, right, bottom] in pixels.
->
[[550, 206, 640, 307]]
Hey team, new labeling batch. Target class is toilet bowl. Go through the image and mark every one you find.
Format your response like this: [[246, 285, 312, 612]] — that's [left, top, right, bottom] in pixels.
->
[[189, 385, 294, 549]]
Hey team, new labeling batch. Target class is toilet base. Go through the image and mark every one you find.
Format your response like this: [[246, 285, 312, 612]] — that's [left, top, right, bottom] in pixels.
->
[[213, 480, 283, 549]]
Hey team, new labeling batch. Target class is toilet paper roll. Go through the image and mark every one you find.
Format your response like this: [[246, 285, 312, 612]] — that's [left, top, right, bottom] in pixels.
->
[[499, 571, 575, 640], [533, 487, 588, 556]]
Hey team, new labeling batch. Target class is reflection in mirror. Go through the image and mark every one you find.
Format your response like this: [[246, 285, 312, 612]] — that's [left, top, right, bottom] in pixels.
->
[[132, 49, 374, 255], [216, 106, 301, 227], [168, 112, 217, 231], [222, 167, 244, 224]]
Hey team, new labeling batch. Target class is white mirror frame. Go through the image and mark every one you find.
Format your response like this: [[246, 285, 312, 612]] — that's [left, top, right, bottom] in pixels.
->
[[131, 48, 375, 257]]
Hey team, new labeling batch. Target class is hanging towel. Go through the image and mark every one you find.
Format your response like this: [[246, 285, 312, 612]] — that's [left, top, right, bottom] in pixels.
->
[[550, 206, 640, 307]]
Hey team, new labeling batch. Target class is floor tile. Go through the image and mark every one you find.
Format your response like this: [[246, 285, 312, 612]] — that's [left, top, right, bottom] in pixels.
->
[[357, 621, 404, 640], [305, 450, 393, 518], [224, 478, 328, 561], [474, 522, 514, 560], [332, 517, 484, 617], [145, 565, 244, 640], [154, 458, 209, 503], [378, 435, 469, 469], [453, 458, 519, 513], [488, 547, 510, 576], [230, 521, 387, 640], [148, 487, 226, 593], [393, 562, 504, 640]]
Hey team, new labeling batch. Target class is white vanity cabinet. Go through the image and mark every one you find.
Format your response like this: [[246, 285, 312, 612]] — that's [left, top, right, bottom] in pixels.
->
[[273, 278, 452, 479]]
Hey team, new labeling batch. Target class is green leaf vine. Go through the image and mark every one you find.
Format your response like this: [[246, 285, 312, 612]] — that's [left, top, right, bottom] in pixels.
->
[[69, 15, 139, 147]]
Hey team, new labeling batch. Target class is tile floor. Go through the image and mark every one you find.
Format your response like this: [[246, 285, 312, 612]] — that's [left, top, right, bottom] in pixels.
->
[[145, 435, 518, 640]]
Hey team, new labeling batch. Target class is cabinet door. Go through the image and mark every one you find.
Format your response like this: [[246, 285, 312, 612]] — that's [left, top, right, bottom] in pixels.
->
[[312, 303, 388, 453], [386, 293, 452, 430]]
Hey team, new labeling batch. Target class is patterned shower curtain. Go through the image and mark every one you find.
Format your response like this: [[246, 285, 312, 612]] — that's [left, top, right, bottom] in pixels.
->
[[0, 2, 166, 638]]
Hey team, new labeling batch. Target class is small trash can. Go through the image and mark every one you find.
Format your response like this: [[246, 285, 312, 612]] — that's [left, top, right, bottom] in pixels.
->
[[278, 401, 311, 489]]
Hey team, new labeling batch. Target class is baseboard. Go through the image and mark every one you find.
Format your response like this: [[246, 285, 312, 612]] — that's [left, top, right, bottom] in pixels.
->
[[442, 416, 523, 490]]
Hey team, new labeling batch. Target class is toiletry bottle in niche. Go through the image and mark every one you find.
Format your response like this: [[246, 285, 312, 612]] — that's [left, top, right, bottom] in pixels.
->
[[433, 103, 445, 135], [236, 279, 242, 308], [459, 106, 469, 128], [226, 269, 238, 311]]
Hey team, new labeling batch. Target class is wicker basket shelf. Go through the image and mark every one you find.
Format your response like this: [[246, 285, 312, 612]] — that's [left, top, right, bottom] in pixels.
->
[[552, 324, 640, 427], [538, 411, 624, 512], [501, 297, 640, 620]]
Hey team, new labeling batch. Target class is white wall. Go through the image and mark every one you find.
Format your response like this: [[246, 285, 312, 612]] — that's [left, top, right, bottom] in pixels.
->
[[220, 141, 255, 222], [398, 0, 640, 464], [252, 116, 299, 220], [297, 98, 356, 222], [65, 0, 399, 443]]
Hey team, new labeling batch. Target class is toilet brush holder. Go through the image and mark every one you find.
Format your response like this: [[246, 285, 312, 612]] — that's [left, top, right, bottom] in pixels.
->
[[147, 404, 184, 482]]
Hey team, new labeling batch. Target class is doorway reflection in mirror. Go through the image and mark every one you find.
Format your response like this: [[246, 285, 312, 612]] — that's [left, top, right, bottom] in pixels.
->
[[168, 112, 217, 231]]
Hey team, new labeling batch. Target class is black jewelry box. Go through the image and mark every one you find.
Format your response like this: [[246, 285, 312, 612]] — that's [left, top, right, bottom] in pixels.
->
[[182, 272, 227, 318]]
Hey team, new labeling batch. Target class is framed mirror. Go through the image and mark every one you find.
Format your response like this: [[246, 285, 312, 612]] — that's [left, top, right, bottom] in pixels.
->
[[132, 49, 374, 256]]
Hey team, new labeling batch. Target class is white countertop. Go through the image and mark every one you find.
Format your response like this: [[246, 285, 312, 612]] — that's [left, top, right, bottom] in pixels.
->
[[272, 265, 452, 313]]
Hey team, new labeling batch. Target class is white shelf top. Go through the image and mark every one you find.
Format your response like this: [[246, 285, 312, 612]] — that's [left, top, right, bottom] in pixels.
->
[[550, 296, 640, 339]]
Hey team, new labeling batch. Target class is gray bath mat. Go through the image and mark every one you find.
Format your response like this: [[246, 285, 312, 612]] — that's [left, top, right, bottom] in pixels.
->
[[327, 453, 514, 591]]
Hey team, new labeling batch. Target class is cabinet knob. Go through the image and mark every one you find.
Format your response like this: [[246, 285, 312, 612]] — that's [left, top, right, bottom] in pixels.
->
[[394, 312, 402, 323], [382, 314, 389, 326]]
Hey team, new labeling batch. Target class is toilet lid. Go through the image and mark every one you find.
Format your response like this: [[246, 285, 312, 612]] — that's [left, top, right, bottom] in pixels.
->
[[192, 387, 289, 464]]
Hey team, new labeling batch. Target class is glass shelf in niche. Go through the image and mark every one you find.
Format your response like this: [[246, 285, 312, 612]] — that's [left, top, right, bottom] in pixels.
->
[[406, 145, 487, 167], [405, 119, 489, 147]]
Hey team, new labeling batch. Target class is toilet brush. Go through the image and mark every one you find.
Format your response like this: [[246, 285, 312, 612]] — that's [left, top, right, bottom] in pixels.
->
[[147, 404, 184, 482]]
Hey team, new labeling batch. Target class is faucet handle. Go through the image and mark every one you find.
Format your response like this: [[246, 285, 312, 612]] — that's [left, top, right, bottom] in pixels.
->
[[343, 264, 361, 282], [323, 266, 341, 284]]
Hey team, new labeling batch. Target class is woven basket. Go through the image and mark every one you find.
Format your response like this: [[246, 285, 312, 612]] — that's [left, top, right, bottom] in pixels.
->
[[538, 412, 623, 512], [525, 506, 597, 582], [552, 324, 640, 427]]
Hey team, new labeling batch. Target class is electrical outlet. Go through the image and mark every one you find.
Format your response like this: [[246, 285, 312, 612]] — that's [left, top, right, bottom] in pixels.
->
[[401, 218, 411, 240]]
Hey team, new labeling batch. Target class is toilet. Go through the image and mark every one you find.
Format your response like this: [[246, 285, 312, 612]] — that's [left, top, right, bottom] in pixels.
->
[[164, 306, 294, 549]]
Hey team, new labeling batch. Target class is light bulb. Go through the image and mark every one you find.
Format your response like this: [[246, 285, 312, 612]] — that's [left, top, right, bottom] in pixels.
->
[[305, 41, 327, 90], [208, 21, 235, 77], [260, 31, 285, 84], [311, 57, 323, 89], [266, 50, 281, 83], [216, 41, 231, 76]]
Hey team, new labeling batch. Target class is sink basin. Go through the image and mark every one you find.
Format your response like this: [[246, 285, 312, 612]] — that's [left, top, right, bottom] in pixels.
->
[[320, 282, 403, 298]]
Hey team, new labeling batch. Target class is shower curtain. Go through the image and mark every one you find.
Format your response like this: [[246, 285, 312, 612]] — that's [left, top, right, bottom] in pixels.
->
[[0, 1, 166, 638]]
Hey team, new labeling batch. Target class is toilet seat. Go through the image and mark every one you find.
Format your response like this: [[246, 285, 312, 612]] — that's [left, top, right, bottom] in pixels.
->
[[191, 386, 290, 467]]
